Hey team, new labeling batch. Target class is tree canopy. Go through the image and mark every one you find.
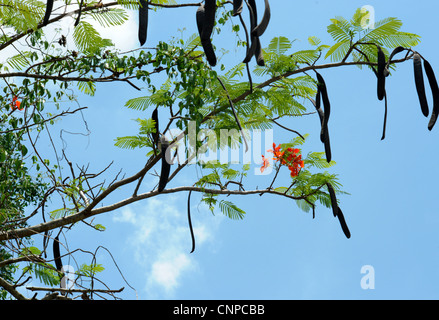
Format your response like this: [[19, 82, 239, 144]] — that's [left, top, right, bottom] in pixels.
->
[[0, 0, 435, 300]]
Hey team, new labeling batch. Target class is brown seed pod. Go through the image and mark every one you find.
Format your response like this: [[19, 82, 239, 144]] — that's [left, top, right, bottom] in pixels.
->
[[242, 1, 257, 63], [336, 207, 351, 239], [74, 0, 85, 27], [151, 107, 159, 149], [310, 88, 332, 163], [196, 4, 217, 66], [252, 0, 270, 37], [423, 59, 439, 131], [53, 235, 63, 273], [187, 190, 196, 253], [381, 92, 388, 140], [233, 0, 244, 16], [201, 0, 216, 41], [254, 37, 265, 66], [316, 72, 331, 146], [158, 136, 171, 192], [377, 46, 386, 101], [326, 183, 338, 218], [413, 53, 429, 117], [43, 0, 54, 26], [138, 0, 149, 46]]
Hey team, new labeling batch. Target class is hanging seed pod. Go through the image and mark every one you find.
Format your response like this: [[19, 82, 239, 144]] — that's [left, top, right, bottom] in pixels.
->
[[413, 53, 429, 117], [187, 190, 196, 253], [255, 38, 265, 66], [310, 88, 332, 163], [316, 72, 331, 145], [323, 126, 332, 163], [377, 46, 386, 101], [423, 59, 439, 131], [151, 107, 159, 148], [53, 235, 63, 273], [138, 0, 149, 46], [74, 0, 85, 27], [43, 0, 54, 26], [233, 0, 244, 16], [336, 207, 351, 239], [158, 136, 171, 192], [326, 183, 338, 218], [196, 4, 217, 66], [242, 0, 258, 64], [381, 92, 388, 140], [252, 0, 270, 37], [202, 0, 216, 41], [196, 5, 205, 35]]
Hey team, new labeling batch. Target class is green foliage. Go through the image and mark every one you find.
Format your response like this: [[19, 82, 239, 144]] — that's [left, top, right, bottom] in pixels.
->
[[0, 0, 45, 32], [23, 263, 60, 287], [73, 21, 114, 54], [325, 9, 420, 63]]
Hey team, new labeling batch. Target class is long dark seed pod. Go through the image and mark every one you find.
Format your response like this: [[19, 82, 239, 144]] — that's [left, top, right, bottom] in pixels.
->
[[384, 46, 405, 78], [377, 46, 386, 101], [151, 107, 159, 149], [336, 207, 351, 239], [237, 13, 253, 91], [326, 183, 338, 218], [233, 0, 244, 16], [387, 46, 405, 68], [323, 126, 332, 163], [158, 136, 171, 192], [388, 46, 405, 61], [243, 0, 258, 64], [413, 53, 429, 117], [424, 59, 439, 131], [310, 90, 332, 163], [252, 0, 270, 37], [381, 92, 388, 140], [196, 4, 217, 66], [138, 0, 149, 46], [202, 0, 216, 41], [43, 0, 54, 26], [254, 37, 265, 66], [316, 72, 331, 145], [53, 235, 63, 273], [187, 190, 196, 253], [74, 0, 85, 27]]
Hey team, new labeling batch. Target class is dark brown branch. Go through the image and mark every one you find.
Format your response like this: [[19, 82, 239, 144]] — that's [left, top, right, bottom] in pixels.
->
[[0, 184, 327, 241]]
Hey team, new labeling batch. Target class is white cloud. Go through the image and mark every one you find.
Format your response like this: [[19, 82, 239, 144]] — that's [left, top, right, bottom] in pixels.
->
[[149, 253, 192, 295], [113, 195, 221, 298]]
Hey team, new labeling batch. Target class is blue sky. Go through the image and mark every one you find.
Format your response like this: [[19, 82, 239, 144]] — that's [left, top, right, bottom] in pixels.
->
[[13, 0, 439, 299]]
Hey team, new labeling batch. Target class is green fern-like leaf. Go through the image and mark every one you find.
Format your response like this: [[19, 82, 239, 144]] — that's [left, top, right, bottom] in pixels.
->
[[73, 20, 113, 54], [218, 200, 245, 220], [89, 8, 129, 27], [114, 135, 150, 149], [267, 36, 293, 55]]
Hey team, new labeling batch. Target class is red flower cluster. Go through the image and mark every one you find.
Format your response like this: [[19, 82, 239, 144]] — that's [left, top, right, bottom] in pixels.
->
[[10, 96, 23, 111], [261, 143, 305, 177]]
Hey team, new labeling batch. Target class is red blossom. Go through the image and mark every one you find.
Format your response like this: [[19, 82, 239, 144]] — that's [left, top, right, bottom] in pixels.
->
[[11, 96, 23, 111], [261, 142, 305, 177]]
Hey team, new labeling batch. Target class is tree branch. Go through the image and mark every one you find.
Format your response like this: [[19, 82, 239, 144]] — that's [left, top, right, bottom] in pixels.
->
[[0, 184, 323, 241]]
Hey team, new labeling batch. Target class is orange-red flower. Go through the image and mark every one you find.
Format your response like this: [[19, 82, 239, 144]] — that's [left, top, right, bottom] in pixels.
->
[[264, 143, 305, 177], [11, 96, 23, 111]]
